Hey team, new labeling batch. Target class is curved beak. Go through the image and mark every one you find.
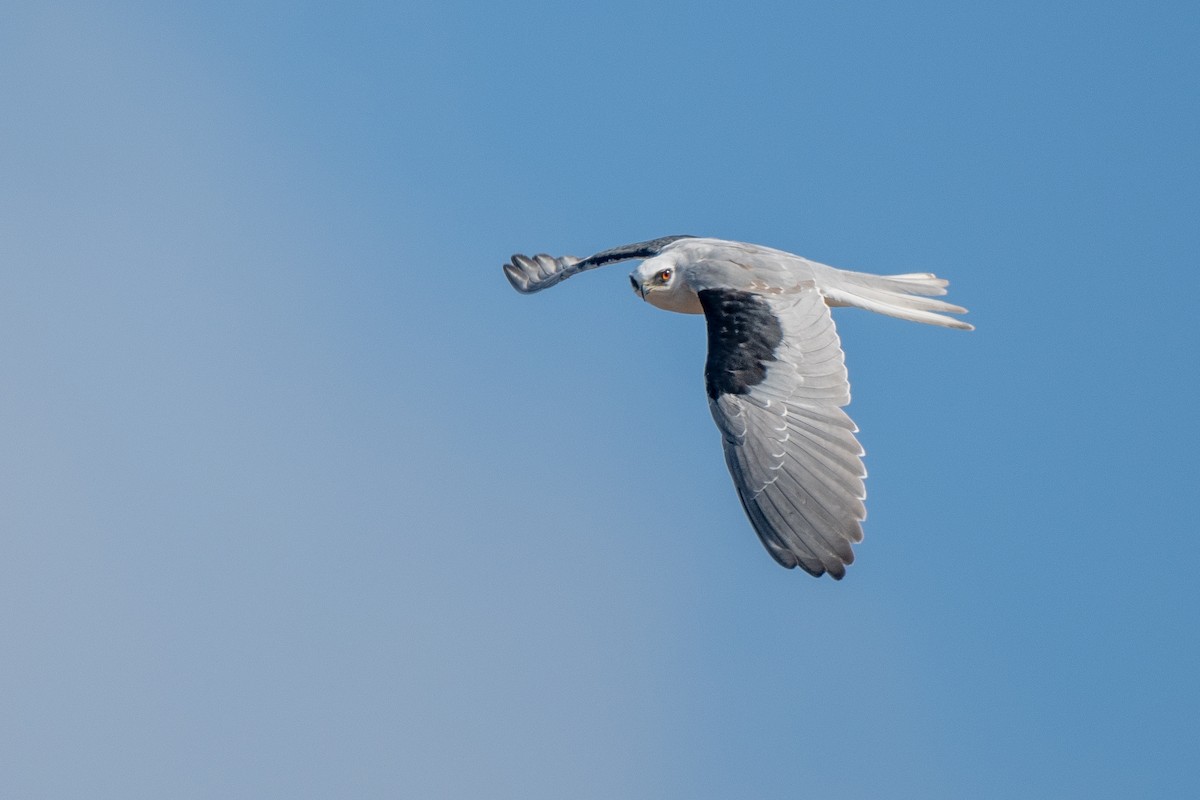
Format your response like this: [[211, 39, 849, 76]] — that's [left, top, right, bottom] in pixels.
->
[[629, 274, 645, 299]]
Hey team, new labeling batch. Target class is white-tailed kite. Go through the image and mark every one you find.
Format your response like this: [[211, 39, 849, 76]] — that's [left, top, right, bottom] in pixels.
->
[[504, 236, 972, 578]]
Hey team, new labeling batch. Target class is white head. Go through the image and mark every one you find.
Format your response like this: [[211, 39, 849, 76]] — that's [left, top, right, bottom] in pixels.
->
[[630, 256, 703, 315]]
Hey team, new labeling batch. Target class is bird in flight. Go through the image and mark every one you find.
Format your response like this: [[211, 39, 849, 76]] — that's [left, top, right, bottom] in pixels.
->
[[503, 236, 972, 578]]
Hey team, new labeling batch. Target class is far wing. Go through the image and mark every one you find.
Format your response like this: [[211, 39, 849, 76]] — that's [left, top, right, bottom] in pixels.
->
[[503, 235, 695, 294], [700, 284, 867, 578]]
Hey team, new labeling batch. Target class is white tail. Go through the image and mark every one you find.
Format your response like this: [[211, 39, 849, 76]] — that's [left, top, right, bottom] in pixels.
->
[[821, 269, 974, 330]]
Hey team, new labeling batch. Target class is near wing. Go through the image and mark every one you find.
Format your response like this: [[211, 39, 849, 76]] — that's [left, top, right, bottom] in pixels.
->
[[702, 284, 867, 578], [503, 235, 695, 294]]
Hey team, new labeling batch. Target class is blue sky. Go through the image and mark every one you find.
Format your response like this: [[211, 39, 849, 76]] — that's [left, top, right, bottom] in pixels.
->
[[2, 1, 1198, 797]]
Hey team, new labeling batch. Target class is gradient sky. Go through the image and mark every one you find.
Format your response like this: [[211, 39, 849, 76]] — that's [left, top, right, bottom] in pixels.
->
[[2, 2, 1198, 798]]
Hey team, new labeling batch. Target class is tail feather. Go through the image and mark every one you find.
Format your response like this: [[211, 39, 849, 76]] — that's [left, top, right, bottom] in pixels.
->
[[868, 272, 949, 295], [846, 285, 968, 315], [822, 269, 974, 330]]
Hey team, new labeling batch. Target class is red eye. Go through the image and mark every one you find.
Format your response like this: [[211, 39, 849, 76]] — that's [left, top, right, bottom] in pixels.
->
[[659, 269, 672, 282]]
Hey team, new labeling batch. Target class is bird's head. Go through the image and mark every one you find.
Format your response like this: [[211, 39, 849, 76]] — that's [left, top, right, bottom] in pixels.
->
[[630, 257, 703, 314]]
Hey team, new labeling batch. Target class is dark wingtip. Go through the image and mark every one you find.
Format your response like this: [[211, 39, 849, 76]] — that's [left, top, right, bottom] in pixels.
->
[[504, 253, 552, 294], [502, 261, 531, 293]]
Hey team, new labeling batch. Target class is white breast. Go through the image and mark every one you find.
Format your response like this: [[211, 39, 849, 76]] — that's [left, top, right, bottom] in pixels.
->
[[648, 285, 704, 315]]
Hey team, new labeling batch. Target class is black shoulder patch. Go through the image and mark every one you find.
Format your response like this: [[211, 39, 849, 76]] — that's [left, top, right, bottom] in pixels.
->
[[577, 235, 696, 268], [698, 289, 784, 399]]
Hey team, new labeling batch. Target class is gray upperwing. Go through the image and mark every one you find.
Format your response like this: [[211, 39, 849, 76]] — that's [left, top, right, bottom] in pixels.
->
[[503, 235, 696, 294], [700, 285, 867, 578]]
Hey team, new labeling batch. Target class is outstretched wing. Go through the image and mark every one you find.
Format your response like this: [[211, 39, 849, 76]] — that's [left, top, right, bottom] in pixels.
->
[[700, 284, 867, 578], [503, 235, 695, 294]]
